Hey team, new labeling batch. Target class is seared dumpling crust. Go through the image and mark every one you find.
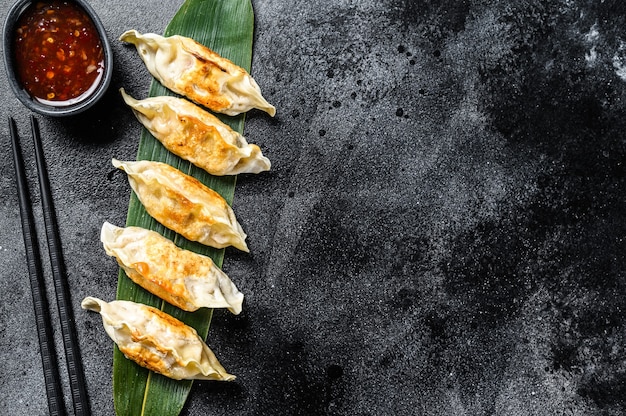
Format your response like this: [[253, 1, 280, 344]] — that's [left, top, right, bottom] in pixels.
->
[[120, 89, 270, 176], [101, 222, 244, 314], [120, 29, 275, 116], [82, 297, 235, 381], [113, 159, 249, 252]]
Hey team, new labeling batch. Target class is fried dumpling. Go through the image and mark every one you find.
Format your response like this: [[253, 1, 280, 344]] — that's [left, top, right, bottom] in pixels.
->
[[120, 89, 270, 176], [82, 297, 236, 381], [101, 222, 244, 314], [119, 29, 275, 117], [113, 159, 248, 252]]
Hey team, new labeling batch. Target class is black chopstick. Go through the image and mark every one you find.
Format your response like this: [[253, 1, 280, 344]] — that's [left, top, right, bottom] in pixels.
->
[[8, 116, 91, 416], [9, 116, 67, 416], [30, 116, 91, 416]]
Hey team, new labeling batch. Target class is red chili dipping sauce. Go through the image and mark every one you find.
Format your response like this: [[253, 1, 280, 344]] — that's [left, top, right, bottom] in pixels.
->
[[13, 1, 105, 105]]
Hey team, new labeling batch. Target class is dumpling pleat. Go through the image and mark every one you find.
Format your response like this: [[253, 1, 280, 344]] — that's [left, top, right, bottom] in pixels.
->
[[101, 222, 244, 314], [119, 29, 275, 116], [113, 158, 249, 252], [82, 297, 236, 381], [120, 89, 270, 176]]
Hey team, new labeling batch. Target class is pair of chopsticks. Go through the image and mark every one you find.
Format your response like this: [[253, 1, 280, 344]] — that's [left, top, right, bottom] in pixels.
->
[[9, 116, 90, 416]]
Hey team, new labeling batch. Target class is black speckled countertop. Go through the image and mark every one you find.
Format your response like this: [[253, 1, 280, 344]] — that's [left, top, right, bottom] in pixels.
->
[[1, 1, 625, 415]]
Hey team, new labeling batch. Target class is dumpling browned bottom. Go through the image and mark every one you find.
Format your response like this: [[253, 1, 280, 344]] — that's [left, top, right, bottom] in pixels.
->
[[82, 297, 235, 381], [113, 158, 249, 252]]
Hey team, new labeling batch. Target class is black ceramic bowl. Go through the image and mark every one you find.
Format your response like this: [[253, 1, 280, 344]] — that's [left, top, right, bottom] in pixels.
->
[[3, 0, 113, 117]]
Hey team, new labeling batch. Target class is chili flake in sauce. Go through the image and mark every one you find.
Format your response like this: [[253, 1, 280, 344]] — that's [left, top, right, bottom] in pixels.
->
[[13, 0, 105, 105]]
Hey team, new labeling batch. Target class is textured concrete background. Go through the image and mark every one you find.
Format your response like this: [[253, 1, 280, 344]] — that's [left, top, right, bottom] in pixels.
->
[[1, 0, 626, 415]]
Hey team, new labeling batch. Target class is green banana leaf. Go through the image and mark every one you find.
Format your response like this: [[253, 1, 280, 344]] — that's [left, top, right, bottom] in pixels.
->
[[113, 0, 254, 415]]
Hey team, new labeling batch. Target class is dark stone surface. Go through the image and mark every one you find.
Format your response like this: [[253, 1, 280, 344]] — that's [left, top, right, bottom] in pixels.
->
[[1, 0, 626, 415]]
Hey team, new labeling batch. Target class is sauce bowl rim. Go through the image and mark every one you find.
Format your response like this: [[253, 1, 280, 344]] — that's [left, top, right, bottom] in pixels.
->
[[2, 0, 113, 117]]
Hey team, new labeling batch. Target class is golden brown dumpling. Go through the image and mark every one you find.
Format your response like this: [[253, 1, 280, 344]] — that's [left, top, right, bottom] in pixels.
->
[[120, 89, 270, 176], [101, 222, 244, 314], [113, 159, 249, 252], [119, 29, 275, 116], [82, 297, 235, 381]]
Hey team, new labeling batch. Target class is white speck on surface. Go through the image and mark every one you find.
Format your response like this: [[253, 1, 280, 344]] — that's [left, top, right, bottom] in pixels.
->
[[585, 46, 597, 65], [612, 40, 626, 81]]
